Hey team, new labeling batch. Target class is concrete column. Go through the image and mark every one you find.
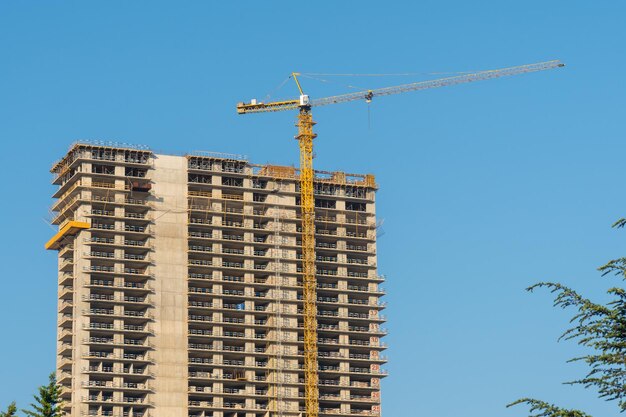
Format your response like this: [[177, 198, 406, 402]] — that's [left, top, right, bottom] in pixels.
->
[[151, 155, 188, 417]]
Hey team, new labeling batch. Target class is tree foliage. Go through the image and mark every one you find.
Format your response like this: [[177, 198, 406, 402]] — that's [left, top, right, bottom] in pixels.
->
[[0, 402, 18, 417], [22, 373, 62, 417], [507, 399, 592, 417], [509, 219, 626, 416]]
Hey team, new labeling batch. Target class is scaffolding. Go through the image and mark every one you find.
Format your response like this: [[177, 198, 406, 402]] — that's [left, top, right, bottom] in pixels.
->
[[51, 141, 152, 181]]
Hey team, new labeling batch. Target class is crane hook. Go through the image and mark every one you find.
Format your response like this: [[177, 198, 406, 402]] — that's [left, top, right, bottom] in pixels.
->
[[365, 91, 374, 103]]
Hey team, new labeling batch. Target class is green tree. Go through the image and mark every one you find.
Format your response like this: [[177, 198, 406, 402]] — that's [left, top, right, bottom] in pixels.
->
[[22, 373, 62, 417], [508, 219, 626, 416], [0, 402, 18, 417]]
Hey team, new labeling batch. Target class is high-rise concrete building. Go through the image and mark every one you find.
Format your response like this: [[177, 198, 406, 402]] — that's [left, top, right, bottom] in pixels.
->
[[47, 141, 387, 417]]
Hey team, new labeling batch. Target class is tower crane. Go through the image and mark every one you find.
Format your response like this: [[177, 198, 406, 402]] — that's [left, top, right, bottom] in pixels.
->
[[236, 59, 564, 417]]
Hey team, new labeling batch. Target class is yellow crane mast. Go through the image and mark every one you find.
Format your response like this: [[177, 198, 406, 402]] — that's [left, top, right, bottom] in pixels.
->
[[236, 59, 564, 417]]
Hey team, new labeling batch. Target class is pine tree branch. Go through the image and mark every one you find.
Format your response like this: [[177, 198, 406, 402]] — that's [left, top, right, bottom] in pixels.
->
[[512, 219, 626, 415], [0, 402, 18, 417], [22, 373, 62, 417], [507, 398, 593, 417], [612, 218, 626, 229]]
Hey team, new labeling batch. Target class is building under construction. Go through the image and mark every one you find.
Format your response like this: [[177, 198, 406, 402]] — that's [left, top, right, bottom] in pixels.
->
[[46, 141, 387, 417]]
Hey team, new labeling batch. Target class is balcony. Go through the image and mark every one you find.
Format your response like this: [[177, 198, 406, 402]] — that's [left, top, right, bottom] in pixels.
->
[[188, 386, 212, 393], [188, 260, 213, 267], [222, 261, 243, 269], [222, 193, 244, 201], [189, 244, 212, 252], [189, 343, 213, 351], [188, 231, 213, 239], [222, 234, 244, 242], [84, 266, 152, 277], [346, 244, 369, 252], [189, 358, 214, 365], [188, 190, 212, 198], [222, 247, 244, 255], [188, 400, 213, 408], [188, 314, 212, 322], [188, 301, 213, 309], [188, 272, 214, 280], [347, 258, 370, 266], [222, 289, 244, 296], [342, 410, 377, 416], [189, 329, 213, 336], [189, 286, 212, 294]]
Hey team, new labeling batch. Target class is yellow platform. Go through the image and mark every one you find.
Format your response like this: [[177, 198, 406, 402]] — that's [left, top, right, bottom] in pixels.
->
[[45, 221, 90, 250]]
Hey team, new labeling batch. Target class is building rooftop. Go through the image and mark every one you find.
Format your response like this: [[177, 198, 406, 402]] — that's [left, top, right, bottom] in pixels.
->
[[52, 140, 377, 188]]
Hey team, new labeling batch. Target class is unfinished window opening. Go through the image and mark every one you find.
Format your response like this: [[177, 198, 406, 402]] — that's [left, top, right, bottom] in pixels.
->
[[125, 167, 147, 178], [124, 150, 149, 164], [253, 234, 268, 243], [345, 186, 367, 199], [188, 157, 212, 171], [129, 181, 151, 192], [314, 183, 337, 196], [92, 164, 115, 175], [221, 160, 245, 174], [222, 177, 243, 187], [315, 199, 336, 209], [188, 173, 211, 184], [252, 179, 267, 189], [91, 149, 116, 161], [346, 201, 366, 212]]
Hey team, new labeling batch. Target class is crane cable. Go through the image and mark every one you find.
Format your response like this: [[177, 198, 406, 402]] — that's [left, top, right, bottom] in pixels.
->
[[298, 73, 368, 92], [263, 76, 293, 102]]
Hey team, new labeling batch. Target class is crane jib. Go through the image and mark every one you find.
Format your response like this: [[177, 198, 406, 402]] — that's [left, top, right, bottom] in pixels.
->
[[236, 60, 564, 114], [309, 60, 564, 108]]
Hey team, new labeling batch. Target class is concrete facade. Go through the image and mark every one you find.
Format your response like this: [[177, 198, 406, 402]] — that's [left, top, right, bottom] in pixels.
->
[[48, 142, 387, 417], [151, 155, 189, 416]]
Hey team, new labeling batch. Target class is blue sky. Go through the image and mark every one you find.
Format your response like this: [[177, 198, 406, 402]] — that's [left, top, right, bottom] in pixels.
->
[[1, 1, 625, 416]]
